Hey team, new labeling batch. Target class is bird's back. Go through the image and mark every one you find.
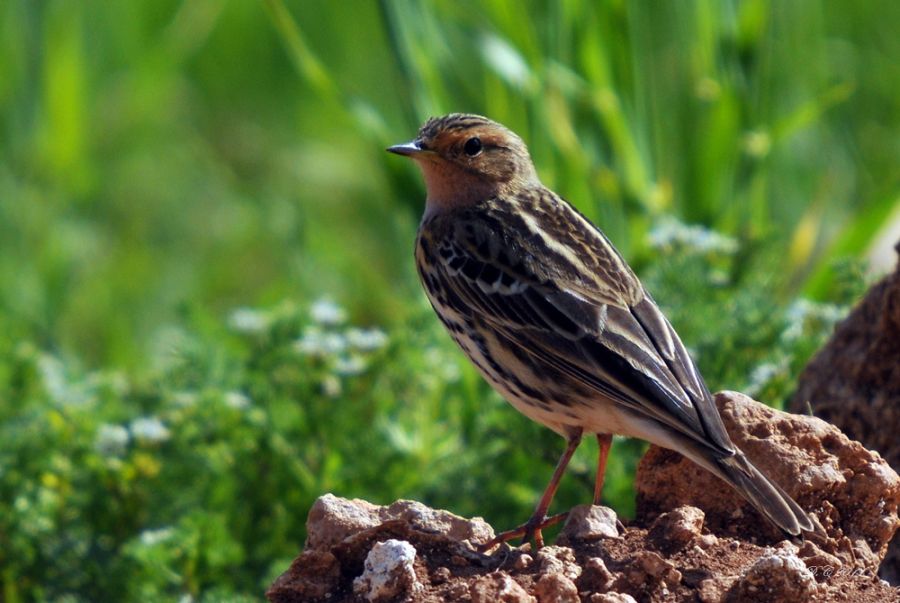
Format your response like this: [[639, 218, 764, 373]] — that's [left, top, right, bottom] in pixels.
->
[[416, 189, 736, 454]]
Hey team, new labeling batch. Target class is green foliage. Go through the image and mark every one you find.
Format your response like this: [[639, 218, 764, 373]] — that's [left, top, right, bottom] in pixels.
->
[[0, 299, 600, 599], [0, 264, 862, 600], [0, 0, 896, 600], [640, 220, 863, 407]]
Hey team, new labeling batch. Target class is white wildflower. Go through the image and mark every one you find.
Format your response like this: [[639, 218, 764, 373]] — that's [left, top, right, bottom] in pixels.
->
[[38, 354, 89, 406], [819, 303, 847, 324], [783, 299, 812, 341], [786, 299, 815, 322], [425, 347, 461, 383], [295, 329, 346, 357], [346, 327, 388, 351], [227, 307, 269, 334], [334, 355, 367, 376], [130, 417, 171, 444], [224, 391, 250, 410], [95, 424, 130, 457], [139, 527, 175, 546], [321, 375, 342, 398], [38, 354, 67, 402], [745, 359, 788, 397], [648, 218, 738, 255], [310, 298, 346, 326], [782, 299, 846, 342]]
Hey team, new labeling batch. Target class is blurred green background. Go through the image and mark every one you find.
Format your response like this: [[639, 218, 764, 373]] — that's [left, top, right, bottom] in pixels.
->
[[2, 0, 898, 600]]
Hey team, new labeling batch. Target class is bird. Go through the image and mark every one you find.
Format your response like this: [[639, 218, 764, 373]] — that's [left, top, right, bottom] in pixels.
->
[[387, 113, 814, 548]]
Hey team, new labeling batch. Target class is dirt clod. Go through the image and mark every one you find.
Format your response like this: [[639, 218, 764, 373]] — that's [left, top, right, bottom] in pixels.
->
[[470, 573, 535, 603], [534, 573, 579, 603], [269, 340, 900, 602], [268, 434, 898, 603], [790, 243, 900, 584], [648, 506, 705, 553], [559, 505, 620, 544], [731, 550, 819, 602], [635, 391, 900, 578]]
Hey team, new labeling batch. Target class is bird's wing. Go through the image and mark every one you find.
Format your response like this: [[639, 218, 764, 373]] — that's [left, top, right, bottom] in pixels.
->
[[428, 207, 734, 455]]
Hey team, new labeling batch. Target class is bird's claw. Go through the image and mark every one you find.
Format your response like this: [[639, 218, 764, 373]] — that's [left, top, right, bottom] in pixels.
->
[[478, 511, 569, 552]]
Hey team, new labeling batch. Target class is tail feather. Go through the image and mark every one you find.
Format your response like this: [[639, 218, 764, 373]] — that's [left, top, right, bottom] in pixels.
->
[[716, 453, 815, 536]]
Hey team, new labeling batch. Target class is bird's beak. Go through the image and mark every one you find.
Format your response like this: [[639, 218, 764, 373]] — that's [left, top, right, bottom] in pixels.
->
[[386, 140, 427, 157]]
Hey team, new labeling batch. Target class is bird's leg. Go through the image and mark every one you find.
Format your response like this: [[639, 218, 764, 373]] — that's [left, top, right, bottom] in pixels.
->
[[482, 430, 583, 551], [593, 433, 613, 505]]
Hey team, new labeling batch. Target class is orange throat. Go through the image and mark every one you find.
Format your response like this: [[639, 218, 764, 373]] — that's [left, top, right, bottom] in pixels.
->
[[415, 158, 499, 217]]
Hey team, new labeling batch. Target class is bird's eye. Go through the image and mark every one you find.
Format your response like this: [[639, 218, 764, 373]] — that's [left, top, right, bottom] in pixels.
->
[[463, 137, 483, 157]]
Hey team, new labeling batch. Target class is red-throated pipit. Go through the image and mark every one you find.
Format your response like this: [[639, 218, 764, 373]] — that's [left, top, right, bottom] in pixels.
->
[[388, 113, 814, 548]]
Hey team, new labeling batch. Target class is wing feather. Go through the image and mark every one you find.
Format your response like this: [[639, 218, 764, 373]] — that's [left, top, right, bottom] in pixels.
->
[[431, 212, 734, 455]]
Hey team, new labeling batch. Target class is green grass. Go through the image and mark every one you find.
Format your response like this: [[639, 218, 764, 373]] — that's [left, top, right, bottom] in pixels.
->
[[0, 1, 897, 600]]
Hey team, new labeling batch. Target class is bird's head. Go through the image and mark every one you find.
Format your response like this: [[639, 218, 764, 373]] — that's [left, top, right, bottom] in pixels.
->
[[388, 113, 539, 213]]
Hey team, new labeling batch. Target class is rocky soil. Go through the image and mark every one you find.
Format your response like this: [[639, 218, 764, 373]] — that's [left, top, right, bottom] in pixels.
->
[[268, 393, 900, 603], [790, 242, 900, 583]]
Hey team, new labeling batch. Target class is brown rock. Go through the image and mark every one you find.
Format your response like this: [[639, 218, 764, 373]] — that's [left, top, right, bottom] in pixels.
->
[[470, 573, 535, 603], [558, 505, 620, 544], [729, 550, 819, 602], [648, 506, 705, 552], [624, 550, 681, 591], [536, 546, 581, 580], [790, 245, 900, 584], [305, 493, 494, 551], [797, 540, 844, 581], [352, 539, 421, 602], [266, 549, 340, 602], [268, 487, 900, 601], [580, 557, 616, 592], [635, 390, 900, 576], [429, 565, 450, 584], [589, 593, 637, 603], [696, 533, 719, 550], [513, 552, 534, 570], [534, 573, 579, 603], [696, 578, 725, 603]]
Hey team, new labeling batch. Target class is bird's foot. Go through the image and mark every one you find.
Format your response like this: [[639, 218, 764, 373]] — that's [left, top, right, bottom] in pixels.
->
[[479, 511, 569, 552]]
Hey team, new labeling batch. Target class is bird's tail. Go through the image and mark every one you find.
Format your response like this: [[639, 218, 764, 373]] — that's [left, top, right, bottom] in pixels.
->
[[714, 452, 816, 536]]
